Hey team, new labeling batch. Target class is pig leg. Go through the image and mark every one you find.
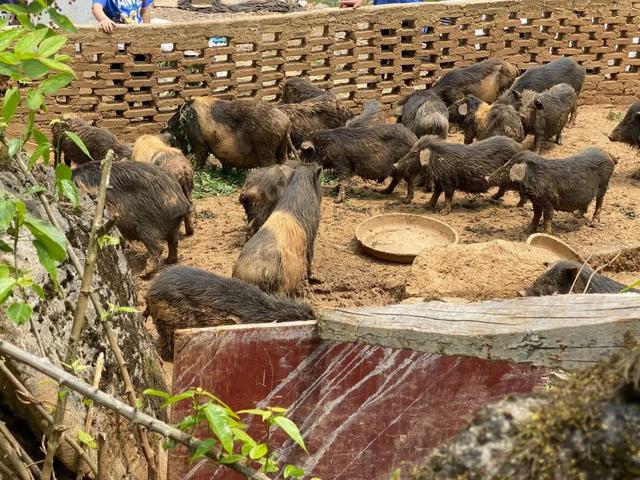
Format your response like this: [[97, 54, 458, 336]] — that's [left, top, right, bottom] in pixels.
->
[[526, 203, 543, 234], [516, 193, 527, 208], [403, 180, 414, 204], [334, 171, 351, 204], [184, 203, 195, 236], [555, 131, 563, 146], [140, 240, 164, 279], [491, 186, 507, 201], [542, 206, 554, 234], [381, 174, 399, 194], [532, 135, 542, 153], [439, 188, 454, 215], [165, 226, 180, 265], [426, 185, 443, 210], [568, 102, 578, 127], [589, 196, 605, 228]]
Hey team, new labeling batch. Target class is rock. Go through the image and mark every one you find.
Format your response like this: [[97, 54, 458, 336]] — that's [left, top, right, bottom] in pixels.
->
[[0, 164, 167, 479], [405, 239, 558, 300]]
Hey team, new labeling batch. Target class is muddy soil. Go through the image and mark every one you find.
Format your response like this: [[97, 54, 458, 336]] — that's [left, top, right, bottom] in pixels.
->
[[130, 103, 640, 313]]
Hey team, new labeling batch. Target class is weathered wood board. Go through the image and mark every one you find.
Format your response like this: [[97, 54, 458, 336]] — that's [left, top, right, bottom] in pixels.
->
[[318, 294, 640, 369], [170, 322, 544, 480]]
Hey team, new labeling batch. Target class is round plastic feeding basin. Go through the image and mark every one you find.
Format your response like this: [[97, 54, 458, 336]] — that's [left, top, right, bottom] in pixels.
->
[[355, 213, 459, 263], [526, 233, 584, 263]]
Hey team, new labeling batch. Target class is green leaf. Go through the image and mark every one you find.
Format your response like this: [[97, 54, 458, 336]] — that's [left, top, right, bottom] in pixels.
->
[[58, 179, 78, 207], [0, 240, 11, 253], [78, 430, 97, 449], [0, 3, 28, 16], [142, 389, 170, 400], [0, 29, 23, 52], [40, 71, 73, 95], [283, 465, 305, 479], [241, 443, 252, 456], [162, 390, 195, 408], [6, 302, 32, 325], [218, 454, 244, 465], [25, 185, 45, 196], [27, 1, 46, 14], [33, 128, 48, 146], [237, 408, 268, 417], [28, 143, 50, 169], [30, 283, 45, 299], [38, 34, 66, 58], [97, 234, 119, 249], [249, 443, 268, 460], [64, 131, 92, 161], [113, 305, 138, 314], [24, 215, 67, 262], [0, 52, 20, 65], [0, 277, 16, 304], [231, 427, 256, 447], [39, 57, 74, 74], [54, 53, 71, 63], [26, 89, 44, 111], [270, 407, 287, 414], [203, 403, 234, 455], [7, 138, 21, 158], [0, 264, 10, 278], [14, 28, 48, 58], [176, 414, 203, 432], [162, 438, 177, 450], [190, 439, 216, 462], [2, 87, 19, 123], [48, 8, 76, 33], [83, 398, 93, 408], [22, 59, 49, 79], [273, 416, 308, 454], [621, 280, 640, 293], [55, 163, 72, 181], [33, 239, 59, 287], [0, 198, 16, 231], [263, 458, 279, 474]]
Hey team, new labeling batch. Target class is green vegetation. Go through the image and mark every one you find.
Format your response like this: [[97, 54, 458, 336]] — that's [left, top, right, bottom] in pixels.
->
[[193, 167, 246, 198], [607, 110, 624, 122]]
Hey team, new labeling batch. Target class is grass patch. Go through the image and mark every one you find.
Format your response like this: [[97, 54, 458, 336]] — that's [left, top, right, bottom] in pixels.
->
[[607, 110, 624, 122], [193, 167, 246, 199], [320, 172, 337, 185]]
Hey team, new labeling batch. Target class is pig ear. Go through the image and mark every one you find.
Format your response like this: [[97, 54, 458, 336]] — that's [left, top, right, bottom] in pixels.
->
[[419, 149, 431, 168], [534, 98, 544, 110], [300, 141, 315, 153], [457, 103, 468, 116], [509, 162, 527, 182], [562, 265, 580, 286]]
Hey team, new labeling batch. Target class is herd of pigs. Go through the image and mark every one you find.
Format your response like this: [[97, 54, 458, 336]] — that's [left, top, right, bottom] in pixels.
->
[[51, 57, 640, 360]]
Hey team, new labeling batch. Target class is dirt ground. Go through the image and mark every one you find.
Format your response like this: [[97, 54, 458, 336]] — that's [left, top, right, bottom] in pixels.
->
[[129, 103, 640, 314]]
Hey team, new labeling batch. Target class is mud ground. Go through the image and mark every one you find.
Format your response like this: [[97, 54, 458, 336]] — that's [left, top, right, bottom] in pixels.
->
[[129, 103, 640, 314]]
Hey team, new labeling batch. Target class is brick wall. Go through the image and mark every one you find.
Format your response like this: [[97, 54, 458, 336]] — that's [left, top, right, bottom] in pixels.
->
[[39, 0, 640, 141]]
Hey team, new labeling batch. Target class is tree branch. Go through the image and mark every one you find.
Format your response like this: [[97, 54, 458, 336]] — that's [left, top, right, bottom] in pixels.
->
[[41, 152, 113, 480], [0, 360, 97, 478], [0, 338, 272, 480], [75, 352, 104, 480], [15, 155, 157, 478], [0, 421, 32, 480], [0, 421, 41, 479]]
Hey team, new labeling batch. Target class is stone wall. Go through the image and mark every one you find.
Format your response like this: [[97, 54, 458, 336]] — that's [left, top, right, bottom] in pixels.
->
[[39, 0, 640, 140]]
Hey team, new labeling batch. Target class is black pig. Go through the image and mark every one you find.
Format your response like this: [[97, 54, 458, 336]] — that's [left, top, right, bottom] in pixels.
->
[[527, 260, 638, 296], [609, 100, 640, 146], [518, 83, 577, 152], [430, 59, 519, 105], [416, 135, 523, 214], [146, 265, 315, 360], [300, 101, 417, 203], [133, 133, 195, 236], [239, 161, 299, 239], [233, 164, 322, 294], [51, 114, 131, 166], [498, 58, 585, 106], [163, 97, 295, 169], [278, 100, 354, 148], [396, 90, 449, 139], [73, 161, 191, 277], [489, 149, 616, 234], [281, 77, 334, 104], [450, 94, 524, 144]]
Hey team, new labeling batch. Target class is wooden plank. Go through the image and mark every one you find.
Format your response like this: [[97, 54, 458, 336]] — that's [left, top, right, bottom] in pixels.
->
[[317, 294, 640, 370]]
